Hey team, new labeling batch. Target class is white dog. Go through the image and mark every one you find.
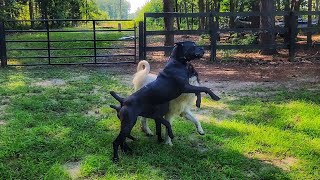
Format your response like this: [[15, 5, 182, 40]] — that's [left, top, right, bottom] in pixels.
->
[[132, 60, 204, 145]]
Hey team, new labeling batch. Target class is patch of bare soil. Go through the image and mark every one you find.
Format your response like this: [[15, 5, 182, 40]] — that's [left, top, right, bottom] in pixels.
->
[[189, 134, 209, 153], [33, 79, 66, 87], [85, 107, 100, 117], [0, 120, 6, 126], [112, 59, 320, 98], [64, 161, 81, 179], [246, 152, 298, 171], [0, 105, 8, 115]]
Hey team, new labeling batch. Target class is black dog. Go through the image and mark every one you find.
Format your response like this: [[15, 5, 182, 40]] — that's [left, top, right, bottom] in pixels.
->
[[111, 41, 220, 162], [110, 63, 202, 145]]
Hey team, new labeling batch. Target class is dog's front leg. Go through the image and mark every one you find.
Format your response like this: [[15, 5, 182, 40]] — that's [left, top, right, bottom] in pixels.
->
[[196, 92, 201, 108], [183, 84, 220, 101], [155, 117, 174, 140], [155, 120, 163, 142]]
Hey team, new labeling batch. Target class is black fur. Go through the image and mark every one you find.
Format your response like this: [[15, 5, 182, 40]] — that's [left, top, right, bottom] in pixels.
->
[[110, 41, 220, 162]]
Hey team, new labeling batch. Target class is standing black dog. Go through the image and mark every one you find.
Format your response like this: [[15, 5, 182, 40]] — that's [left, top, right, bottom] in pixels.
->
[[111, 41, 220, 162], [110, 63, 202, 145]]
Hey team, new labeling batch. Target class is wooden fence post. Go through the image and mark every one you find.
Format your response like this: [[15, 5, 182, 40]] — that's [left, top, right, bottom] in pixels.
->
[[288, 11, 297, 62], [209, 12, 218, 62], [0, 22, 7, 67], [307, 0, 312, 46], [139, 21, 144, 60], [143, 15, 147, 60]]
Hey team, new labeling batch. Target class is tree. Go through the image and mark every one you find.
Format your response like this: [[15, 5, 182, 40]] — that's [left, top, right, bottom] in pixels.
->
[[103, 0, 130, 19], [163, 0, 174, 56], [229, 0, 235, 28], [28, 0, 34, 28], [259, 0, 277, 55], [198, 0, 205, 30]]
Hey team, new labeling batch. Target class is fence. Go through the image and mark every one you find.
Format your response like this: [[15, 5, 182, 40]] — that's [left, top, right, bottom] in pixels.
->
[[0, 19, 137, 67], [140, 11, 320, 61]]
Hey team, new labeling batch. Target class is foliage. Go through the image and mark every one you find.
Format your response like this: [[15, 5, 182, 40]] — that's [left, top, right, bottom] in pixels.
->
[[95, 0, 131, 19], [135, 0, 163, 22]]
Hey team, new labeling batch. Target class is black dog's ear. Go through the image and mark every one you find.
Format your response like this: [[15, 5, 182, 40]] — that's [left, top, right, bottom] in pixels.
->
[[171, 42, 185, 60], [174, 42, 183, 47]]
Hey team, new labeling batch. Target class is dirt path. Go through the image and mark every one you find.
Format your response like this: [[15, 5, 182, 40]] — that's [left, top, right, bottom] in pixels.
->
[[105, 58, 320, 96]]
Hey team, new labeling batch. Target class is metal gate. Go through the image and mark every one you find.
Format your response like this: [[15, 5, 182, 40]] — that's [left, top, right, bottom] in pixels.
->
[[0, 19, 137, 67]]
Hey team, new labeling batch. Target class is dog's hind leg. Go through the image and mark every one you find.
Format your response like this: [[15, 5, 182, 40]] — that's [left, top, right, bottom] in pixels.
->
[[112, 107, 139, 163], [113, 133, 126, 163], [182, 110, 205, 135], [141, 117, 154, 136], [164, 114, 174, 146]]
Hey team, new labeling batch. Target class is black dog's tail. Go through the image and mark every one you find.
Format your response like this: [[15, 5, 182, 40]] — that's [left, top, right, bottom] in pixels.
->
[[110, 91, 124, 104], [110, 104, 121, 113]]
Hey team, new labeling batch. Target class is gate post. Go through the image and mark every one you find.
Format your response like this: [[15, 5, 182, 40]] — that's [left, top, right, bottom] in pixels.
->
[[0, 22, 7, 67], [138, 21, 144, 60], [288, 11, 297, 62]]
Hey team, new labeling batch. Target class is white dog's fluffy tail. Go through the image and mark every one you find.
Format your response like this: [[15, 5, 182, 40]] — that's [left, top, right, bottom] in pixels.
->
[[133, 60, 156, 91], [136, 60, 150, 73]]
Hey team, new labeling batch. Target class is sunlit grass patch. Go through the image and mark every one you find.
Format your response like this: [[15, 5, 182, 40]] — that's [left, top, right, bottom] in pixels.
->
[[0, 67, 319, 179]]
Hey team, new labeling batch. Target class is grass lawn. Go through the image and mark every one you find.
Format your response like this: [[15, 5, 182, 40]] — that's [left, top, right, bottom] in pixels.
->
[[0, 66, 319, 179]]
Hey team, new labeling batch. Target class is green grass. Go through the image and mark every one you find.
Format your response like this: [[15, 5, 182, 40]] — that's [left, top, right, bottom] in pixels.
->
[[6, 27, 134, 65], [0, 66, 319, 179]]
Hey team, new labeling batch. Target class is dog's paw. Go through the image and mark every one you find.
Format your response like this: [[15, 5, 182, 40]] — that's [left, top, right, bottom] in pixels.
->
[[210, 93, 221, 101], [158, 137, 164, 143], [112, 157, 119, 163], [141, 127, 154, 136], [122, 144, 133, 154], [197, 127, 205, 135], [164, 140, 173, 146], [196, 99, 201, 108], [198, 130, 205, 135]]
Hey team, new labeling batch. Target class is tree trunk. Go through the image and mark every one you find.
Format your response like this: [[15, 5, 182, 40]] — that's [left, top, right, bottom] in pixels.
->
[[175, 0, 180, 30], [284, 0, 303, 44], [259, 0, 277, 55], [307, 0, 312, 45], [229, 0, 235, 28], [184, 1, 190, 30], [249, 1, 260, 28], [198, 0, 205, 30], [284, 0, 290, 44], [163, 0, 174, 56], [29, 0, 34, 29], [238, 2, 244, 12]]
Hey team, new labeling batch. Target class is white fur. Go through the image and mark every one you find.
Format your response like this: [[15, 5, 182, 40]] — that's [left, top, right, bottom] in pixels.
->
[[132, 60, 204, 145]]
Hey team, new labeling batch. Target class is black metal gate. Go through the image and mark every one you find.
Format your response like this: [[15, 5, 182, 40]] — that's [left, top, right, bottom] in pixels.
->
[[0, 19, 137, 67]]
